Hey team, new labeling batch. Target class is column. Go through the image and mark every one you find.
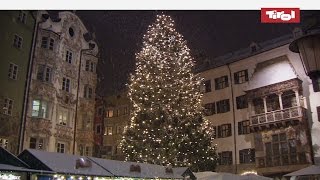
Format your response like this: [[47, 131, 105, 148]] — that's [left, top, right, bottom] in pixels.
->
[[278, 92, 283, 110], [263, 97, 268, 113], [294, 89, 301, 107]]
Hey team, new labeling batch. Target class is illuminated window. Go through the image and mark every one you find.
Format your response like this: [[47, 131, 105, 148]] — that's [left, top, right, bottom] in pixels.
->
[[58, 108, 69, 126], [8, 63, 18, 80], [106, 110, 113, 117], [215, 76, 228, 90], [0, 138, 9, 149], [105, 126, 113, 136], [3, 98, 13, 115], [84, 85, 93, 99], [234, 70, 248, 84], [32, 100, 49, 118]]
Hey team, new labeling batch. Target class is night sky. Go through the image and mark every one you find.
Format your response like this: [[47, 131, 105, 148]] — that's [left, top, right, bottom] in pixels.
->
[[75, 11, 310, 96]]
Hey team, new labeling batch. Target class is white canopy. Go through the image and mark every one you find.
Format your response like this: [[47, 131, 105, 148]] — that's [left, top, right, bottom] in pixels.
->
[[284, 165, 320, 177]]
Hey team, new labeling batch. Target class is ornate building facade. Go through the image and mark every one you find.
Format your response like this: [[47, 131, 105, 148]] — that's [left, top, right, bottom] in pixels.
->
[[196, 33, 320, 178], [0, 11, 36, 154], [22, 11, 99, 156]]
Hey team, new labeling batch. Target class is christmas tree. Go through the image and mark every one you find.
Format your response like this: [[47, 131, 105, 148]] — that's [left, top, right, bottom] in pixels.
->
[[121, 14, 217, 171]]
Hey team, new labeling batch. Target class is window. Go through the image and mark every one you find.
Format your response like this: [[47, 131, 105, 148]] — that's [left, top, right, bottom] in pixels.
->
[[204, 80, 211, 92], [317, 106, 320, 122], [29, 137, 44, 150], [265, 133, 299, 166], [234, 70, 248, 84], [105, 126, 113, 136], [218, 124, 232, 138], [0, 138, 9, 149], [236, 95, 248, 109], [216, 99, 230, 113], [116, 126, 122, 134], [32, 100, 49, 118], [3, 98, 13, 115], [57, 108, 69, 126], [84, 86, 93, 99], [239, 149, 255, 164], [219, 151, 232, 165], [62, 77, 71, 92], [13, 34, 23, 49], [85, 60, 90, 71], [8, 63, 18, 80], [96, 124, 101, 134], [90, 62, 95, 72], [82, 114, 91, 130], [215, 76, 228, 90], [204, 103, 215, 116], [238, 120, 250, 135], [106, 110, 113, 118], [85, 146, 91, 156], [18, 11, 27, 23], [97, 107, 103, 116], [65, 50, 73, 63], [212, 126, 217, 139], [41, 37, 54, 50], [312, 76, 320, 92], [57, 142, 65, 153], [37, 65, 52, 82]]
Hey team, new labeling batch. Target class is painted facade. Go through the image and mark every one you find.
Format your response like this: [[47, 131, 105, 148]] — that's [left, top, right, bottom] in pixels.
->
[[197, 34, 320, 178], [98, 91, 131, 160], [22, 11, 99, 156], [0, 11, 36, 154]]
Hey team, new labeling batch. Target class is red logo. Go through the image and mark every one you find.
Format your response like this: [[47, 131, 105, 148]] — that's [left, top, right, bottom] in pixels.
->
[[261, 8, 300, 23]]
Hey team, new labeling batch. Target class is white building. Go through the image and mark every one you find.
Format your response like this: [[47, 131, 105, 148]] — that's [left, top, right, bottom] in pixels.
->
[[197, 33, 320, 178], [22, 11, 99, 156]]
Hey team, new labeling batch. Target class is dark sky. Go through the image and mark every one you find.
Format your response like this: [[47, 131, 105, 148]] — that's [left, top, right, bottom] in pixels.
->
[[75, 11, 311, 96]]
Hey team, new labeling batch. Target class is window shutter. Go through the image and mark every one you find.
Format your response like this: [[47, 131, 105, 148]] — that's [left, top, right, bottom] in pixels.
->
[[228, 124, 232, 136], [250, 149, 256, 162], [234, 72, 239, 84], [218, 153, 222, 165], [239, 150, 243, 164], [217, 126, 221, 138], [229, 151, 233, 164], [215, 78, 218, 90], [225, 76, 229, 87], [226, 99, 230, 112], [317, 106, 320, 122], [238, 122, 242, 135], [245, 70, 249, 81]]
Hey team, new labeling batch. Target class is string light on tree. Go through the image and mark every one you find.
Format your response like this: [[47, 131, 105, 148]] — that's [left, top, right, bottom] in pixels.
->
[[120, 14, 217, 171]]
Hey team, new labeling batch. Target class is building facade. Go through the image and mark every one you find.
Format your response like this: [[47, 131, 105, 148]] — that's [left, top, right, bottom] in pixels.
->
[[0, 11, 36, 154], [22, 11, 99, 156], [98, 91, 130, 160], [197, 33, 320, 178]]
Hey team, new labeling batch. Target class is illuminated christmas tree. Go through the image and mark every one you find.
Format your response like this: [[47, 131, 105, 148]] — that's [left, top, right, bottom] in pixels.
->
[[121, 14, 217, 171]]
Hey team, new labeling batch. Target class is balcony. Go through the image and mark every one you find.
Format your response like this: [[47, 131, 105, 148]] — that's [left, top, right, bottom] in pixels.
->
[[250, 106, 306, 128], [76, 129, 94, 142], [27, 117, 52, 136], [54, 124, 73, 140]]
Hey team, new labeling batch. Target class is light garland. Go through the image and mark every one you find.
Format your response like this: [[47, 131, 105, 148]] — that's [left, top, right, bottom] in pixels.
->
[[120, 14, 217, 171]]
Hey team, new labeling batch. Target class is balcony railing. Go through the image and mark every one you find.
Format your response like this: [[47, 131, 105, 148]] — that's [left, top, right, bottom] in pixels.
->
[[250, 106, 305, 126], [257, 153, 307, 168]]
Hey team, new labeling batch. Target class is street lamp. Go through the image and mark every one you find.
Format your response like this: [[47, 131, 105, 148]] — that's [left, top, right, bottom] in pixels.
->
[[289, 18, 320, 92]]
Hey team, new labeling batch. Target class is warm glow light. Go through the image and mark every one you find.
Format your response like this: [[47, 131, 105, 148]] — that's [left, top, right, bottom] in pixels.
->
[[241, 170, 258, 175]]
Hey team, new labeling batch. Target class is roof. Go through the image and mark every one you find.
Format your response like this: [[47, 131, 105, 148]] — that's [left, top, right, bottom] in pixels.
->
[[0, 164, 53, 174], [0, 147, 29, 168], [18, 149, 113, 177], [284, 165, 320, 176], [194, 34, 293, 73], [88, 157, 185, 179]]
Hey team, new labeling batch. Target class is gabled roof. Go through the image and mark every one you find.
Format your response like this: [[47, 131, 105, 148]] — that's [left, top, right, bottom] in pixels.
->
[[18, 149, 113, 177], [88, 157, 184, 179], [0, 147, 29, 168]]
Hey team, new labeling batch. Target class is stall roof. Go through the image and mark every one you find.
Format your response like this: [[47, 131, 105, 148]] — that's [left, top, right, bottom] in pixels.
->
[[0, 163, 53, 174], [0, 147, 29, 168], [284, 165, 320, 177], [18, 149, 113, 177], [88, 157, 186, 179]]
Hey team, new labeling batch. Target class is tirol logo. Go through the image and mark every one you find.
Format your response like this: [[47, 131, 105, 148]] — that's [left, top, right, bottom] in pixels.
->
[[261, 8, 300, 23]]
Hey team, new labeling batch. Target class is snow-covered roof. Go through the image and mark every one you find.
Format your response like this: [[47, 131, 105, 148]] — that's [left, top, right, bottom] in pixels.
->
[[247, 58, 298, 91], [88, 157, 186, 179], [18, 149, 113, 177], [0, 163, 52, 174]]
